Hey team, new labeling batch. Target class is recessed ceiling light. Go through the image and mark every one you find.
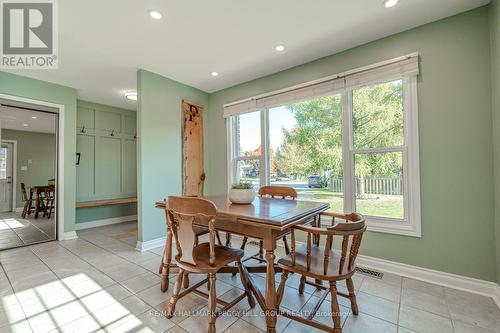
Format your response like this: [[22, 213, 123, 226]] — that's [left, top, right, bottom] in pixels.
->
[[23, 123, 28, 127], [31, 116, 37, 119], [275, 45, 285, 52], [125, 92, 138, 101], [210, 71, 219, 77], [149, 10, 162, 20], [384, 0, 398, 8]]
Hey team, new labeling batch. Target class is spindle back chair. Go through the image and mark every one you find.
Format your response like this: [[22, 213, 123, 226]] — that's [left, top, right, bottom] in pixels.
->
[[276, 212, 366, 333]]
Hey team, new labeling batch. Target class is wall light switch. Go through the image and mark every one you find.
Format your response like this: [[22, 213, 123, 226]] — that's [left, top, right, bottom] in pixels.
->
[[21, 166, 27, 171], [28, 159, 32, 164]]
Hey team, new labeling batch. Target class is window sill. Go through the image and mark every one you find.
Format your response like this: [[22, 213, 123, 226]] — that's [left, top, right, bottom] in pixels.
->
[[320, 215, 421, 238]]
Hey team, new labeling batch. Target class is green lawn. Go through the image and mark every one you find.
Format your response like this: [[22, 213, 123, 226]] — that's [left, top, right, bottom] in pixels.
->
[[294, 188, 404, 219], [238, 178, 404, 219]]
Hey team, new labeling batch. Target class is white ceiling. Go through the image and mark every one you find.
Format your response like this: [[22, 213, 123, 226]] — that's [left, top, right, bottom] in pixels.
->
[[5, 0, 490, 110], [0, 104, 56, 134]]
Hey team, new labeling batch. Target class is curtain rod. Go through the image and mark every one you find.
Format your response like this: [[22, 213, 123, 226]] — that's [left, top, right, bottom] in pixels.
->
[[224, 52, 418, 108]]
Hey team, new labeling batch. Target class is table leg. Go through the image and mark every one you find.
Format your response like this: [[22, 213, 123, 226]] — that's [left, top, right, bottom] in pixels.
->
[[35, 189, 40, 219], [160, 212, 173, 292], [264, 234, 277, 333]]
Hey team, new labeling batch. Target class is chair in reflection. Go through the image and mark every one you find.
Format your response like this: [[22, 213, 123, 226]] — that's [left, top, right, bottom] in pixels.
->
[[20, 183, 33, 218]]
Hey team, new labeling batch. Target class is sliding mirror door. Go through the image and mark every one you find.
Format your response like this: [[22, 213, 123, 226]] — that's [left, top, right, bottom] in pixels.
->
[[0, 100, 58, 250]]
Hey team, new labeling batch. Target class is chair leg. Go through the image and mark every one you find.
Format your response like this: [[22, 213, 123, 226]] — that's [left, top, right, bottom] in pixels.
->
[[346, 277, 358, 315], [282, 236, 290, 255], [258, 240, 264, 259], [225, 233, 232, 247], [298, 275, 306, 294], [216, 231, 223, 245], [276, 270, 289, 305], [166, 269, 184, 318], [183, 273, 190, 289], [236, 259, 256, 308], [329, 281, 342, 333], [22, 202, 28, 218], [240, 236, 248, 250], [208, 272, 217, 333]]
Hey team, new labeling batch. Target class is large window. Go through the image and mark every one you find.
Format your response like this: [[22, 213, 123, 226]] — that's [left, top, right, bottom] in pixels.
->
[[227, 58, 421, 236]]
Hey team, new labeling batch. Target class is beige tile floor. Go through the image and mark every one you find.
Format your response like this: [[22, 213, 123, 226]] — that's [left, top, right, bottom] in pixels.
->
[[0, 211, 55, 250], [0, 221, 499, 333]]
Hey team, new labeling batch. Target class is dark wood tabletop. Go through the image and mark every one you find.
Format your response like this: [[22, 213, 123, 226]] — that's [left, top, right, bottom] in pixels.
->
[[155, 194, 329, 227]]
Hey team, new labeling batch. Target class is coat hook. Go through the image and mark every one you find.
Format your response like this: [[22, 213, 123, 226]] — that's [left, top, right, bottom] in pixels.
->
[[110, 129, 115, 137], [134, 133, 137, 139], [80, 126, 86, 133]]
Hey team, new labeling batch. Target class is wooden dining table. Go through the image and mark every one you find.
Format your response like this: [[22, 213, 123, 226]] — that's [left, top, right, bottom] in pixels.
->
[[30, 185, 54, 218], [155, 194, 329, 333]]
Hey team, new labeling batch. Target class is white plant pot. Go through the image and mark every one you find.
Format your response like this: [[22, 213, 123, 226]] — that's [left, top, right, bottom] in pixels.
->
[[229, 188, 255, 204]]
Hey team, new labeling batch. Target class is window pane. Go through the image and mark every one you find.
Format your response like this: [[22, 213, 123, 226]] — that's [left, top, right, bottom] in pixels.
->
[[352, 80, 404, 149], [354, 152, 404, 219], [236, 111, 261, 157], [269, 95, 344, 212], [235, 159, 260, 191], [0, 148, 6, 179]]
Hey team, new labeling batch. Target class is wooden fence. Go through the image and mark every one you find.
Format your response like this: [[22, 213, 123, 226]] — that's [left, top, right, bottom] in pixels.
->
[[330, 176, 403, 195]]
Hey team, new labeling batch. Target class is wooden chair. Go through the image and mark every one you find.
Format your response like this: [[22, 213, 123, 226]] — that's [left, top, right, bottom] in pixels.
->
[[20, 183, 33, 218], [240, 186, 297, 262], [159, 200, 224, 292], [275, 212, 366, 333], [165, 196, 256, 333], [44, 185, 55, 218]]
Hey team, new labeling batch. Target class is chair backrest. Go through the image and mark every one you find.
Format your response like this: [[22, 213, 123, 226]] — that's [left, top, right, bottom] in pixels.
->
[[20, 183, 29, 201], [258, 185, 297, 200], [167, 196, 217, 266], [291, 212, 366, 276]]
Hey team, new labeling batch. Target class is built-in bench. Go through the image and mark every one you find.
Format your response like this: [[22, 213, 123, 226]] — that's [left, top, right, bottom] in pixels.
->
[[76, 197, 137, 208]]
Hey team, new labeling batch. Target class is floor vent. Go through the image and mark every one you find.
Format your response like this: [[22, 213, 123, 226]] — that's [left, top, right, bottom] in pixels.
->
[[248, 240, 260, 246], [355, 266, 384, 279]]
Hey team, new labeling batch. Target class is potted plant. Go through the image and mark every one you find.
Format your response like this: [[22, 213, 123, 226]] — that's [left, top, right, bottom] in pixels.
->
[[229, 182, 255, 204]]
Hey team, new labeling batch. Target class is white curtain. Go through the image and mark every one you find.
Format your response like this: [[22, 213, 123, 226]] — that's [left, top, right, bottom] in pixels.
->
[[223, 54, 419, 118]]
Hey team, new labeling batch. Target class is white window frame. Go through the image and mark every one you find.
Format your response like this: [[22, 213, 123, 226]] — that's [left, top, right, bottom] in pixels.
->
[[226, 76, 421, 237]]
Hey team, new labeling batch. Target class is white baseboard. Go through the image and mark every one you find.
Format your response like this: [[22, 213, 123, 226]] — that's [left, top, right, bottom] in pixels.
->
[[136, 237, 166, 252], [228, 234, 500, 308], [356, 255, 500, 308], [75, 215, 137, 230], [60, 231, 78, 240]]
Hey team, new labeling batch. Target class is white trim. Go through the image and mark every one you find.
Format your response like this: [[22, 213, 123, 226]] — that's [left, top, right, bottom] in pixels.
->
[[0, 93, 65, 241], [75, 215, 137, 230], [1, 139, 17, 211], [135, 236, 166, 252], [60, 231, 78, 240], [356, 255, 500, 309]]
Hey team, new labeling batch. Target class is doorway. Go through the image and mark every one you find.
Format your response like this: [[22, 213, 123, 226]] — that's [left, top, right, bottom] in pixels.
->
[[0, 99, 59, 250], [0, 141, 15, 212]]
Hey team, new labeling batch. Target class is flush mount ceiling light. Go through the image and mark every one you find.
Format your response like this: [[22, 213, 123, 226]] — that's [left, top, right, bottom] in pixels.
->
[[149, 10, 162, 20], [210, 71, 219, 77], [125, 92, 138, 101], [384, 0, 399, 8], [275, 45, 285, 52], [31, 116, 37, 119]]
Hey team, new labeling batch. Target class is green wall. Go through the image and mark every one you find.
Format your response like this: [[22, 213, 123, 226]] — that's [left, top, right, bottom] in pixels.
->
[[205, 8, 497, 281], [75, 100, 137, 224], [1, 129, 56, 208], [489, 0, 500, 284], [0, 71, 77, 234], [136, 70, 209, 243]]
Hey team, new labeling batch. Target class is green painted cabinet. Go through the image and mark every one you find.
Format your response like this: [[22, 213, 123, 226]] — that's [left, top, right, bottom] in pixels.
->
[[76, 101, 136, 201]]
